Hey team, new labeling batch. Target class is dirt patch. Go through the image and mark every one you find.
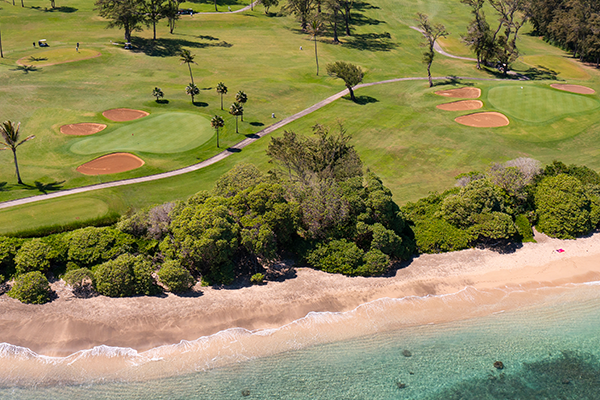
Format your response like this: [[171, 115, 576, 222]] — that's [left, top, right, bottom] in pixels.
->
[[435, 87, 481, 99], [76, 153, 145, 175], [60, 123, 107, 136], [437, 100, 483, 111], [550, 83, 596, 95], [455, 112, 509, 128], [102, 108, 149, 122]]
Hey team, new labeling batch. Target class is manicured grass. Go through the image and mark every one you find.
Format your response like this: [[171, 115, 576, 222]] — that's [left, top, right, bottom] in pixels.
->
[[521, 55, 591, 80], [17, 48, 101, 67], [70, 112, 214, 155], [487, 85, 600, 124]]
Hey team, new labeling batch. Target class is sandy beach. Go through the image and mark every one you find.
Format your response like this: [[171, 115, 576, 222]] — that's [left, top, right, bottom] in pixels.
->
[[1, 230, 599, 358]]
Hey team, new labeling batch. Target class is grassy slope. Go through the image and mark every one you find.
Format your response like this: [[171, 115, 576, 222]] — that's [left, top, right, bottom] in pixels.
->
[[0, 0, 599, 234]]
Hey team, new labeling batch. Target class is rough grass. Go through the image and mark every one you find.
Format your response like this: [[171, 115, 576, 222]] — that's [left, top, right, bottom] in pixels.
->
[[17, 48, 101, 67], [521, 55, 591, 80]]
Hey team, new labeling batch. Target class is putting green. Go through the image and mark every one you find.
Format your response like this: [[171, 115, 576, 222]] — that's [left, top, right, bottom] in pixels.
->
[[0, 198, 109, 235], [17, 48, 101, 67], [487, 86, 599, 124], [70, 113, 214, 155]]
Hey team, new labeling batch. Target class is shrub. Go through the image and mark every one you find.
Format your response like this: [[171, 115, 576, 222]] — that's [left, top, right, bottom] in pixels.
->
[[14, 239, 53, 275], [306, 239, 365, 276], [94, 254, 157, 297], [0, 236, 22, 277], [359, 249, 390, 276], [213, 163, 264, 198], [250, 273, 265, 285], [63, 268, 96, 297], [67, 227, 135, 268], [468, 212, 517, 241], [535, 174, 593, 239], [515, 214, 535, 242], [7, 271, 51, 304], [412, 218, 473, 254], [157, 260, 194, 293]]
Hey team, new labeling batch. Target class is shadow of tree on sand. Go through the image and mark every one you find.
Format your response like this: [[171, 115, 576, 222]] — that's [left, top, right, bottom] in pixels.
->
[[131, 37, 232, 57]]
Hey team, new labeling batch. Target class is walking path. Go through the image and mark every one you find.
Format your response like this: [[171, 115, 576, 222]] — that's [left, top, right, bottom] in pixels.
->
[[197, 1, 259, 15], [409, 26, 477, 62]]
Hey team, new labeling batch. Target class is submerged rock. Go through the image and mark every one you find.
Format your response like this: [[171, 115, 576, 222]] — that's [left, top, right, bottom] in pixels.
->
[[402, 349, 412, 358], [494, 361, 504, 370], [396, 382, 406, 389], [241, 389, 251, 396]]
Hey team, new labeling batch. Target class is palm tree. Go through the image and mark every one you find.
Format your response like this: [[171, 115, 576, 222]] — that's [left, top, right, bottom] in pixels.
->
[[216, 82, 228, 110], [235, 91, 248, 121], [0, 24, 4, 58], [0, 121, 35, 184], [307, 17, 324, 75], [186, 83, 199, 103], [179, 49, 197, 85], [152, 87, 164, 102], [229, 102, 243, 133], [211, 115, 225, 147]]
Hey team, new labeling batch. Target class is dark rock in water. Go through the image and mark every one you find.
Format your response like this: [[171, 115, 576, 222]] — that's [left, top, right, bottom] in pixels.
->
[[402, 349, 412, 357], [562, 379, 570, 385], [396, 382, 406, 389], [241, 389, 251, 397], [409, 371, 415, 375], [493, 361, 504, 370]]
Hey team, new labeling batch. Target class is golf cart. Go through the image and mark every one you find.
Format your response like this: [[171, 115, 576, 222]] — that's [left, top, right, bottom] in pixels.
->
[[38, 39, 49, 47], [124, 42, 132, 50]]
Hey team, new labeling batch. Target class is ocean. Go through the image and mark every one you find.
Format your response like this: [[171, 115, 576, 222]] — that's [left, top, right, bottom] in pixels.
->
[[1, 281, 599, 399]]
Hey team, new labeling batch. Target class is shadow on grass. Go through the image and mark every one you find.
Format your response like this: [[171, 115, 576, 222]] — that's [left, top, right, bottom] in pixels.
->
[[23, 180, 65, 194], [193, 101, 208, 107], [27, 56, 48, 62], [155, 99, 170, 104], [520, 66, 559, 80], [249, 121, 264, 127], [432, 76, 474, 87], [31, 5, 78, 12], [342, 32, 397, 52], [353, 0, 380, 11], [185, 0, 247, 6], [11, 65, 40, 74], [353, 95, 379, 105], [0, 182, 7, 191], [245, 133, 260, 139], [130, 37, 232, 57]]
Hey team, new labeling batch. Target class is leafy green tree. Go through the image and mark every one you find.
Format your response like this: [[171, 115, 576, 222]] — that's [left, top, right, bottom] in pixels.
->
[[186, 82, 199, 104], [0, 236, 22, 278], [284, 0, 316, 30], [235, 91, 248, 121], [63, 268, 96, 297], [361, 248, 389, 276], [144, 0, 166, 40], [8, 271, 51, 304], [262, 0, 279, 14], [340, 0, 354, 36], [211, 115, 225, 148], [324, 0, 342, 43], [326, 61, 363, 101], [306, 239, 365, 275], [0, 121, 35, 184], [213, 163, 265, 197], [165, 0, 181, 34], [14, 239, 53, 275], [229, 102, 243, 133], [461, 0, 491, 69], [179, 49, 197, 84], [416, 13, 448, 87], [152, 87, 164, 101], [216, 82, 228, 110], [94, 254, 156, 297], [307, 17, 324, 75], [157, 260, 195, 293], [95, 0, 146, 42], [67, 227, 134, 268]]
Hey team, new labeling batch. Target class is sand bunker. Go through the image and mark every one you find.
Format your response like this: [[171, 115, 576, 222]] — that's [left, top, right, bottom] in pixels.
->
[[435, 87, 481, 99], [437, 100, 483, 111], [76, 153, 144, 175], [550, 84, 596, 95], [455, 112, 509, 128], [60, 123, 107, 136], [102, 108, 149, 122]]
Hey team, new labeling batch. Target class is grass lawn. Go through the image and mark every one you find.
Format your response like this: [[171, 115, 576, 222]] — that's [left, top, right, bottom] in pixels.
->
[[521, 55, 591, 80], [70, 112, 214, 155], [0, 0, 599, 234], [17, 48, 101, 67]]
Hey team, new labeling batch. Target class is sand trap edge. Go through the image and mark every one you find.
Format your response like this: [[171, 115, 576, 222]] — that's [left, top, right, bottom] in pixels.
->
[[60, 123, 107, 136], [76, 153, 145, 175], [550, 83, 596, 95], [435, 87, 482, 99], [437, 100, 483, 111], [455, 112, 510, 128], [102, 108, 150, 122]]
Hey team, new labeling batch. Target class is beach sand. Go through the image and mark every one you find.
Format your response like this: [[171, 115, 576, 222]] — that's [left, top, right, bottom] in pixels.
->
[[0, 231, 599, 358]]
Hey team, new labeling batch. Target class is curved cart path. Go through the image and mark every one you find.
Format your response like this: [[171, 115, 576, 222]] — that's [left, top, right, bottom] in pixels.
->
[[0, 75, 506, 211]]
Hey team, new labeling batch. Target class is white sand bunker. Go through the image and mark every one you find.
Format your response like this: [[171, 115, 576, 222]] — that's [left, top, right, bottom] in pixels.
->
[[437, 100, 483, 111], [455, 112, 509, 128], [550, 84, 596, 95], [435, 87, 481, 99]]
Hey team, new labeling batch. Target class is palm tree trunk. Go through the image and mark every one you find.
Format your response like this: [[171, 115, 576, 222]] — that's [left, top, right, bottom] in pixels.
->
[[0, 28, 3, 58], [235, 116, 239, 133], [427, 63, 433, 87], [241, 112, 243, 122], [220, 94, 223, 110], [214, 0, 217, 11], [153, 20, 156, 40], [12, 149, 23, 184], [216, 128, 220, 147], [188, 63, 194, 85], [314, 36, 319, 75], [21, 0, 24, 7], [191, 94, 195, 103]]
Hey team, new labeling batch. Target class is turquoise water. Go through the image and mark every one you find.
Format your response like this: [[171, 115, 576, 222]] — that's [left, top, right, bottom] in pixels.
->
[[1, 283, 599, 399]]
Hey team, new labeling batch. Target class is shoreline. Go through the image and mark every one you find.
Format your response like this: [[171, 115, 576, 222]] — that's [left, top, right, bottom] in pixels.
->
[[0, 231, 599, 358]]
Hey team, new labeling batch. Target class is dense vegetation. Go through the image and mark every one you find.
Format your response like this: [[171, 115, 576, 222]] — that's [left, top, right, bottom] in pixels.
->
[[1, 123, 598, 304]]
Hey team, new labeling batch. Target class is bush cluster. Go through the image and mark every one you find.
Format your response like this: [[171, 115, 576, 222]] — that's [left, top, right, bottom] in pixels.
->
[[7, 271, 51, 304]]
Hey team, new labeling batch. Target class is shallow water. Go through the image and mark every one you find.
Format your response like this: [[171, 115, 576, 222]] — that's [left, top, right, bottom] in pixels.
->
[[1, 282, 599, 399]]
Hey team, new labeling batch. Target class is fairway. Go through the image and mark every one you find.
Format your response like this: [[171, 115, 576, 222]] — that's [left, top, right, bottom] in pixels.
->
[[0, 197, 109, 235], [487, 86, 599, 123], [17, 48, 101, 67], [521, 55, 590, 80], [69, 113, 214, 155]]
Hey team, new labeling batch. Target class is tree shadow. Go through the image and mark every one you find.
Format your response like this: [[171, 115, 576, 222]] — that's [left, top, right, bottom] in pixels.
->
[[249, 122, 264, 127], [227, 147, 242, 153], [185, 0, 247, 5], [432, 76, 474, 87], [198, 35, 219, 41], [27, 56, 48, 62], [245, 133, 260, 138], [23, 180, 65, 194], [174, 289, 204, 298], [193, 101, 208, 107], [520, 65, 559, 81], [12, 65, 40, 74], [483, 66, 525, 80], [352, 95, 379, 105], [476, 239, 523, 254], [342, 32, 397, 52], [0, 182, 7, 192], [155, 99, 170, 104], [353, 0, 380, 11], [31, 5, 78, 12], [349, 12, 385, 27], [130, 37, 232, 57]]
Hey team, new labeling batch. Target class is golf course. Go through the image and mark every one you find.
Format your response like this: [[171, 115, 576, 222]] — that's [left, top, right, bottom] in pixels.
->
[[0, 0, 599, 235]]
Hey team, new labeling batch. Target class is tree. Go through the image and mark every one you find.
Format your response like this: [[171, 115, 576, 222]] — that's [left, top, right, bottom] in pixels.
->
[[416, 13, 448, 87], [235, 90, 248, 121], [152, 87, 164, 101], [284, 0, 316, 30], [229, 102, 243, 133], [144, 0, 166, 40], [461, 0, 491, 69], [15, 239, 53, 275], [211, 115, 225, 147], [50, 0, 56, 8], [307, 17, 324, 75], [0, 24, 3, 58], [186, 82, 199, 103], [179, 49, 196, 85], [340, 0, 353, 36], [7, 271, 50, 304], [216, 82, 228, 110], [326, 61, 363, 101], [164, 0, 181, 34], [262, 0, 279, 14], [0, 121, 35, 185], [95, 0, 146, 43], [157, 260, 195, 293], [324, 0, 342, 43], [488, 0, 528, 75], [94, 253, 156, 297]]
